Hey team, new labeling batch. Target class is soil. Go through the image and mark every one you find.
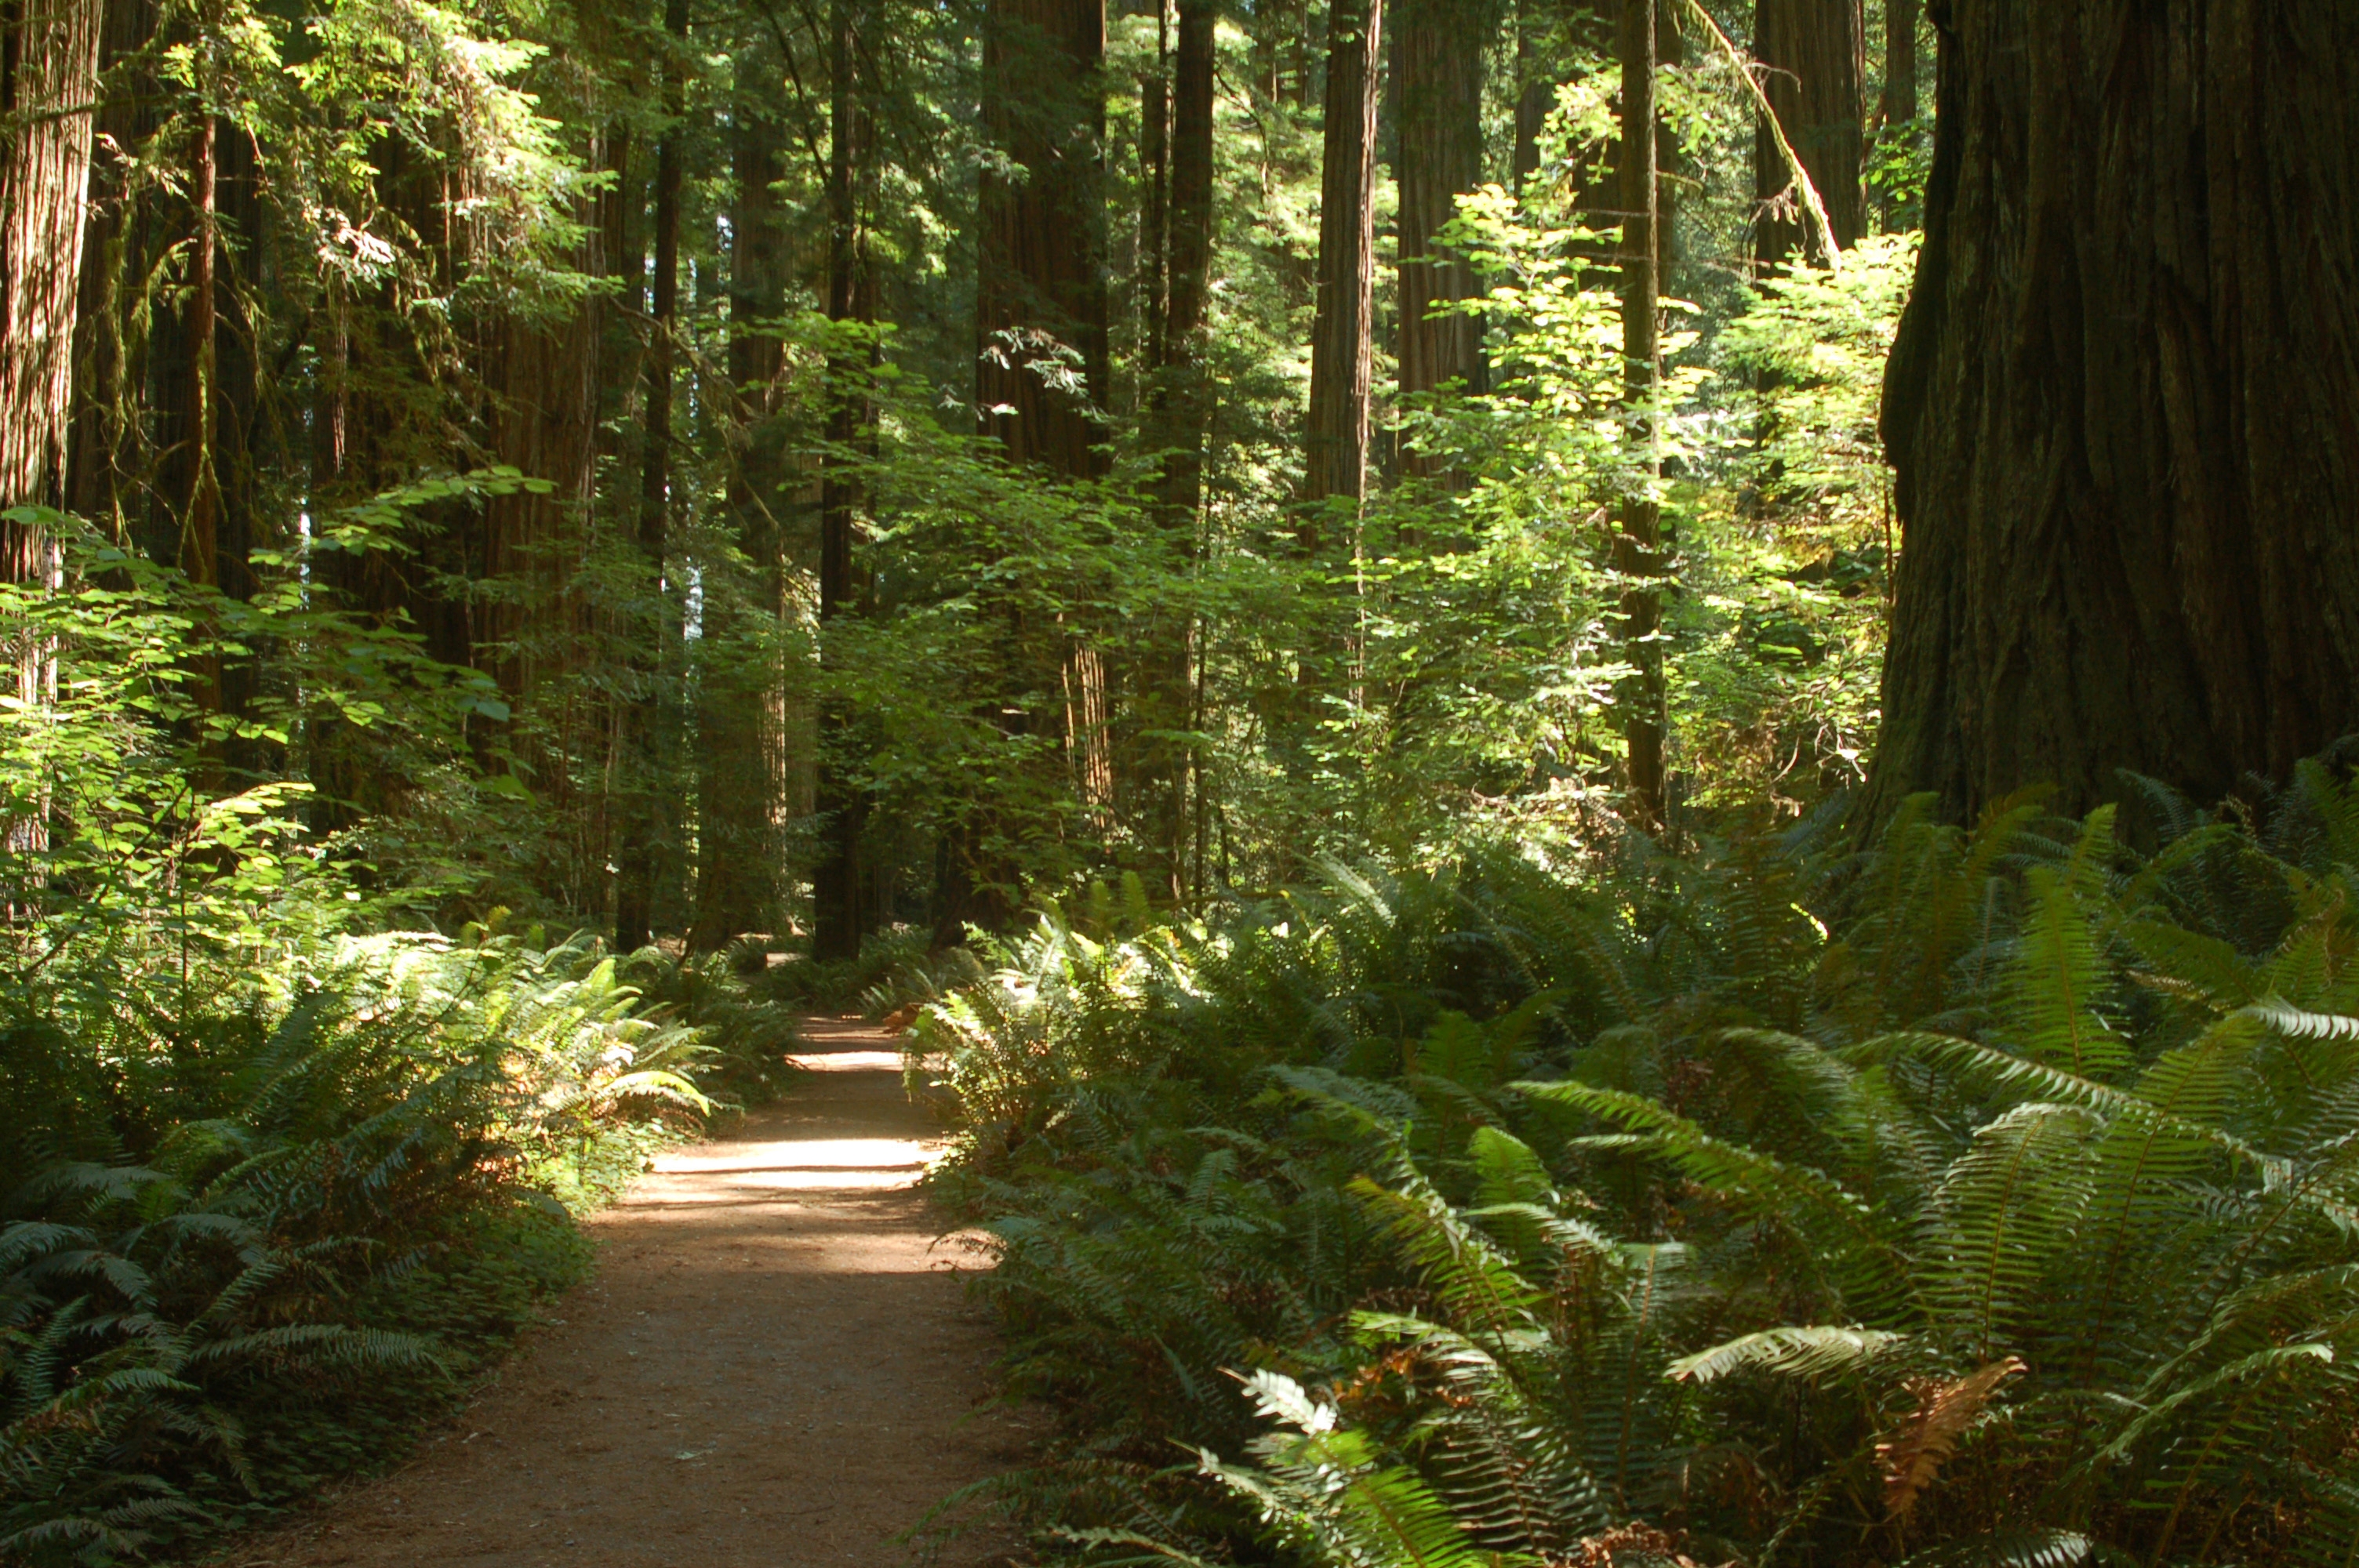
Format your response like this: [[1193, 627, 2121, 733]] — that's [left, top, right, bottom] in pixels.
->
[[231, 1017, 1026, 1568]]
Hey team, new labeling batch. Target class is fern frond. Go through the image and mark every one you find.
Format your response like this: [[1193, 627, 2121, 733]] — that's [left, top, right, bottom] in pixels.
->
[[1666, 1325, 1904, 1385]]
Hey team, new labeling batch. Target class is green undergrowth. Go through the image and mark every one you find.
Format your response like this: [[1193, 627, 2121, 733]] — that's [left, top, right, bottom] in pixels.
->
[[751, 922, 985, 1021], [0, 928, 798, 1565], [913, 760, 2359, 1568]]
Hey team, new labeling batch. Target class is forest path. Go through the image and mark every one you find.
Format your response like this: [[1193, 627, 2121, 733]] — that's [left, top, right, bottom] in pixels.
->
[[238, 1016, 1023, 1568]]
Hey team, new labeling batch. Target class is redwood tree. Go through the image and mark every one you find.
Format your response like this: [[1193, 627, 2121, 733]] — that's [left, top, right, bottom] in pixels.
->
[[976, 0, 1109, 474], [1394, 0, 1488, 464], [613, 0, 689, 952], [1751, 0, 1864, 266], [1303, 0, 1381, 509], [1, 0, 104, 557], [814, 0, 869, 963], [693, 50, 793, 951], [1869, 0, 2359, 822]]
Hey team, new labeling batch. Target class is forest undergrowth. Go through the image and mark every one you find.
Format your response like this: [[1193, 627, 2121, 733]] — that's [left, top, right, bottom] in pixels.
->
[[913, 759, 2359, 1568], [0, 539, 803, 1564]]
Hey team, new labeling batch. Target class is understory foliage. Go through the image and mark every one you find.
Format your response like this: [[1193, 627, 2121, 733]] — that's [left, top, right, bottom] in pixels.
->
[[0, 550, 797, 1563], [919, 760, 2359, 1567]]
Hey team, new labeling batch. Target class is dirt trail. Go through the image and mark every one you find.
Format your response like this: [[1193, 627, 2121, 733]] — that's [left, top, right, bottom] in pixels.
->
[[238, 1017, 1021, 1568]]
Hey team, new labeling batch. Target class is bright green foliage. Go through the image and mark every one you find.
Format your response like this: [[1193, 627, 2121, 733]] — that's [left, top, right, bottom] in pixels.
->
[[0, 920, 778, 1563], [0, 517, 794, 1560], [920, 762, 2359, 1566]]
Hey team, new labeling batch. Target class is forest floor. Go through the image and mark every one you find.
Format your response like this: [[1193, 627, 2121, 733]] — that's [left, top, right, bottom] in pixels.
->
[[230, 1016, 1028, 1568]]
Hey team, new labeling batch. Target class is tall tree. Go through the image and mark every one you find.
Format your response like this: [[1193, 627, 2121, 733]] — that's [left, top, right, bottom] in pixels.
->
[[692, 51, 792, 952], [1512, 0, 1553, 195], [1616, 0, 1665, 827], [1870, 0, 2359, 822], [1137, 0, 1169, 378], [1302, 0, 1381, 509], [1877, 0, 1916, 128], [813, 0, 869, 963], [1, 0, 105, 555], [1154, 0, 1215, 522], [1751, 0, 1863, 266], [1394, 0, 1487, 471], [613, 0, 689, 952], [976, 0, 1109, 474], [1142, 0, 1213, 896]]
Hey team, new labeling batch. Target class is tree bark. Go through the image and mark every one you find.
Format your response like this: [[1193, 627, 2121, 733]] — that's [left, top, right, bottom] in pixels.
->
[[1394, 0, 1488, 471], [1751, 0, 1864, 267], [976, 0, 1109, 475], [1868, 0, 2359, 822], [1877, 0, 1916, 127], [64, 0, 149, 537], [813, 0, 869, 964], [1617, 0, 1664, 829], [1303, 0, 1381, 510], [1155, 0, 1215, 519], [613, 0, 689, 953], [1, 0, 104, 547]]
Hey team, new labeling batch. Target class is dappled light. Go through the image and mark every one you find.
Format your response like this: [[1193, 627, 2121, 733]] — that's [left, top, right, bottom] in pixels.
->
[[5, 0, 2355, 1562]]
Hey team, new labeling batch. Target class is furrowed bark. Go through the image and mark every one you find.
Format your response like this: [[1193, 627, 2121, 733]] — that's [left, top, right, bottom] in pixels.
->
[[1867, 0, 2359, 822], [976, 0, 1109, 474], [1751, 0, 1864, 267], [1394, 0, 1488, 478], [1, 0, 104, 539], [1302, 0, 1381, 513]]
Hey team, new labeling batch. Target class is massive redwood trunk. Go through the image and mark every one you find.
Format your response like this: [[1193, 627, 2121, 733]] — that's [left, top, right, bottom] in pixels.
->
[[1394, 0, 1488, 463], [1751, 0, 1864, 266], [0, 0, 104, 557], [1868, 0, 2359, 822], [1303, 0, 1382, 509], [976, 0, 1108, 475]]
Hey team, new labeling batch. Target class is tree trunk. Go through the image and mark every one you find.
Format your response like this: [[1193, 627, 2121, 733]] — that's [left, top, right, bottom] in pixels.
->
[[1394, 0, 1488, 472], [0, 0, 100, 863], [1868, 0, 2359, 823], [1, 0, 104, 545], [976, 0, 1108, 475], [1155, 0, 1215, 519], [1303, 0, 1382, 510], [692, 59, 791, 953], [1617, 0, 1664, 829], [1138, 0, 1169, 378], [1513, 0, 1547, 195], [1878, 0, 1917, 126], [613, 0, 688, 953], [65, 0, 150, 537], [1752, 0, 1864, 267], [1143, 0, 1213, 897], [813, 0, 869, 964]]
